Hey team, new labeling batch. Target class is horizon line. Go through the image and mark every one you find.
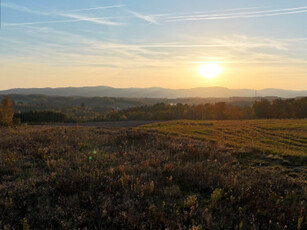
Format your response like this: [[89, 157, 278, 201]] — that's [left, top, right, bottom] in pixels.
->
[[1, 85, 307, 92]]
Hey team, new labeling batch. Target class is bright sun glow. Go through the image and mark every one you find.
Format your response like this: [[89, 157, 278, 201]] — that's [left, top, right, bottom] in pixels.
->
[[198, 62, 223, 79]]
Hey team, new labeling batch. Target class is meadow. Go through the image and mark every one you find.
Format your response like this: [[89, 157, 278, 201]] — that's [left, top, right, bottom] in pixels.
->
[[142, 120, 306, 159], [0, 121, 306, 229], [140, 120, 307, 154]]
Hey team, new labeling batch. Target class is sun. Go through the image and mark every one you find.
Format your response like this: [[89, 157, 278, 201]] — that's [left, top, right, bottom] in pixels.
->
[[198, 62, 223, 79]]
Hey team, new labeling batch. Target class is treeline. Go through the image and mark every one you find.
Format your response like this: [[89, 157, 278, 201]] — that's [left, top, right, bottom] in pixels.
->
[[14, 111, 73, 123], [253, 98, 307, 119], [104, 98, 307, 121], [1, 96, 307, 125], [0, 96, 74, 125], [104, 103, 251, 121]]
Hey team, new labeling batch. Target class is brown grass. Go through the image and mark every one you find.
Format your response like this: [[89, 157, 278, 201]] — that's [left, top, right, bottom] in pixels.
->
[[0, 125, 306, 229]]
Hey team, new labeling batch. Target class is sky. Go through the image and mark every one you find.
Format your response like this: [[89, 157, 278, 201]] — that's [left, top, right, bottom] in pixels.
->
[[0, 0, 307, 90]]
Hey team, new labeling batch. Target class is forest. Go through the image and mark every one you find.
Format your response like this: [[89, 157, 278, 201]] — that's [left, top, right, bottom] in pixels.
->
[[0, 96, 307, 124], [105, 98, 307, 121]]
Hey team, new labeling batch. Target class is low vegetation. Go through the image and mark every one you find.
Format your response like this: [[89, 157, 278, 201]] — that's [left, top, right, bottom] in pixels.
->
[[0, 125, 306, 229]]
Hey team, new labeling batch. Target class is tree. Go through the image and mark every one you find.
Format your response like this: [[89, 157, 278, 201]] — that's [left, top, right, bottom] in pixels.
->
[[15, 111, 68, 123], [252, 99, 271, 118], [271, 99, 288, 118], [0, 96, 14, 126], [214, 102, 227, 120]]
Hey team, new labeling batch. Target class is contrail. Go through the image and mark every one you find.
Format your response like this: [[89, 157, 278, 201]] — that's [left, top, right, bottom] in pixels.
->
[[4, 17, 124, 27], [62, 4, 124, 13], [167, 6, 307, 22]]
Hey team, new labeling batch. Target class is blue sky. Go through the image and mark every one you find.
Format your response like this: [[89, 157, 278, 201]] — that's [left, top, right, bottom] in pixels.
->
[[0, 0, 307, 90]]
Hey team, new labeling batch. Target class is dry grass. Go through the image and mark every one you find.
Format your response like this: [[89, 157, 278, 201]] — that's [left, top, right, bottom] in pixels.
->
[[0, 125, 306, 229], [140, 120, 307, 156]]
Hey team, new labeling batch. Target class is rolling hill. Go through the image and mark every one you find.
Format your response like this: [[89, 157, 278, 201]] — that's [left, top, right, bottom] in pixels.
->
[[1, 86, 307, 98]]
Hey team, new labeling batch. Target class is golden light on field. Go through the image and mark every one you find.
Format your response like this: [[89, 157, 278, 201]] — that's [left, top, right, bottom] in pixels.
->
[[198, 62, 223, 79]]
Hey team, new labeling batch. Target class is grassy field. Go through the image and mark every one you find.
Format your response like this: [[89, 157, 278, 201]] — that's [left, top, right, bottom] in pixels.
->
[[0, 123, 306, 229], [140, 120, 307, 157], [140, 119, 307, 181]]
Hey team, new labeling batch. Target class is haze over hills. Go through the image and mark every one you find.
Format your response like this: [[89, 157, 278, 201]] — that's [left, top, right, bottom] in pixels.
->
[[1, 86, 307, 99]]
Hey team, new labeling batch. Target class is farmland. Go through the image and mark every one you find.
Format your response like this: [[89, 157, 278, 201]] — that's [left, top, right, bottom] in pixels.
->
[[141, 119, 307, 180], [0, 120, 306, 229], [140, 120, 307, 156]]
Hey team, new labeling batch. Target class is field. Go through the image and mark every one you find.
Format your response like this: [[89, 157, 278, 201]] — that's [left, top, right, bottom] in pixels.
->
[[141, 120, 307, 175], [0, 120, 306, 229], [141, 120, 307, 157]]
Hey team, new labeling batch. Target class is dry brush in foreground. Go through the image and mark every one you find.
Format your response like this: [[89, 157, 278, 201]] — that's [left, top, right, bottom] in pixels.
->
[[0, 126, 306, 229]]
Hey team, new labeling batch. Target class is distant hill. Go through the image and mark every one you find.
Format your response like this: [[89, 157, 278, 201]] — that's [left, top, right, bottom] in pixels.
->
[[0, 94, 277, 109], [1, 86, 307, 98]]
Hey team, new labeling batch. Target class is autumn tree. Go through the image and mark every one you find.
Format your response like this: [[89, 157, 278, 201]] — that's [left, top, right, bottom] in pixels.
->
[[0, 96, 14, 126], [214, 102, 227, 120], [252, 99, 272, 118]]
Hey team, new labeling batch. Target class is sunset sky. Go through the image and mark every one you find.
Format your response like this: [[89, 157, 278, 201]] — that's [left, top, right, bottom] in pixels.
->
[[1, 0, 307, 90]]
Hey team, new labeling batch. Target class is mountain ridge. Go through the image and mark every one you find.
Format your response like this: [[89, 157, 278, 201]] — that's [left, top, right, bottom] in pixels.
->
[[1, 86, 307, 99]]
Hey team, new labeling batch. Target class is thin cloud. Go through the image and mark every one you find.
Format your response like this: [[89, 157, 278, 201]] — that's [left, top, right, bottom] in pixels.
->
[[168, 7, 263, 17], [128, 10, 160, 24], [4, 19, 86, 27], [191, 60, 307, 64], [2, 2, 49, 15], [63, 4, 125, 13], [61, 13, 124, 26], [3, 17, 123, 27], [168, 6, 307, 20], [182, 9, 307, 21], [2, 2, 125, 26], [2, 24, 289, 52], [2, 2, 124, 14], [3, 24, 297, 67], [2, 3, 306, 69], [167, 6, 307, 22]]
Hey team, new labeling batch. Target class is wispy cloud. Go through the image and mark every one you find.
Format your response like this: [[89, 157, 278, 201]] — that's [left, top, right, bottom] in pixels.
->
[[2, 2, 124, 15], [4, 2, 307, 27], [4, 19, 86, 27], [2, 2, 49, 15], [2, 2, 126, 27], [3, 23, 305, 68], [166, 6, 307, 22], [2, 3, 307, 68], [3, 17, 124, 27], [128, 10, 160, 24], [63, 4, 125, 13], [169, 7, 263, 17], [168, 6, 307, 19], [60, 13, 124, 26]]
